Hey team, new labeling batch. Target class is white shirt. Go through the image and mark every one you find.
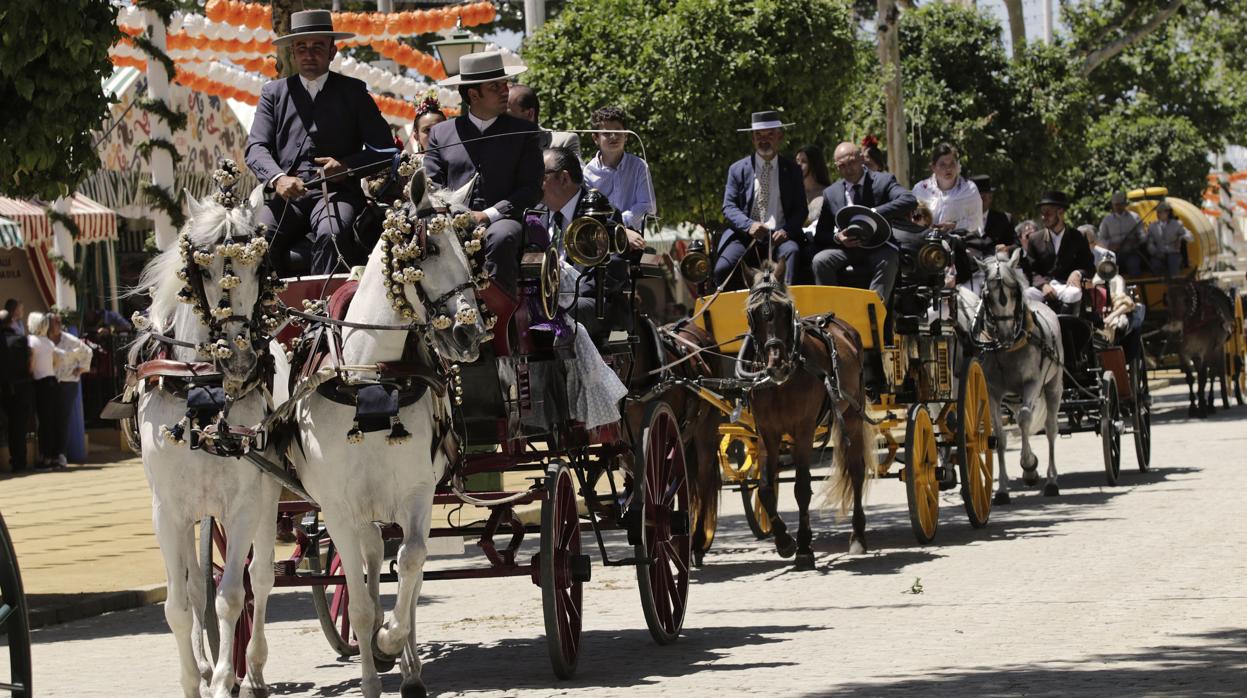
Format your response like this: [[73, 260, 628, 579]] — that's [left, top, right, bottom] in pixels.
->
[[52, 331, 92, 382], [751, 153, 783, 229], [300, 72, 329, 101], [912, 175, 983, 234], [27, 334, 60, 380], [467, 110, 503, 223], [1050, 228, 1065, 255]]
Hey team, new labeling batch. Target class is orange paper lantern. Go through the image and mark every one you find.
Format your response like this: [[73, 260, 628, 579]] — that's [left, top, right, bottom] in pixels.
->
[[205, 0, 227, 22]]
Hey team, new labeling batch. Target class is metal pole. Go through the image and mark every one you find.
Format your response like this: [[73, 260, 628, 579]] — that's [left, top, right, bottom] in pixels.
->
[[1042, 0, 1054, 44], [524, 0, 546, 36]]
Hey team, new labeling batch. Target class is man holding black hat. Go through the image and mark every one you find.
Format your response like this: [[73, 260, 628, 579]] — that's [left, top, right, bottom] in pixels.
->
[[1097, 191, 1144, 275], [714, 111, 808, 286], [423, 51, 543, 298], [969, 174, 1016, 251], [245, 10, 396, 276], [811, 141, 916, 301]]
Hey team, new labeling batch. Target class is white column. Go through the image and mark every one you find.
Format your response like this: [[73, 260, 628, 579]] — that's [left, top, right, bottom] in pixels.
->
[[106, 239, 120, 313], [1042, 0, 1054, 44], [524, 0, 546, 36], [51, 197, 76, 311], [144, 12, 177, 251]]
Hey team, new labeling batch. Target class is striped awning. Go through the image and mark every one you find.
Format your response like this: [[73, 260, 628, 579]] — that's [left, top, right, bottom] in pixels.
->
[[0, 215, 20, 249], [0, 192, 118, 247]]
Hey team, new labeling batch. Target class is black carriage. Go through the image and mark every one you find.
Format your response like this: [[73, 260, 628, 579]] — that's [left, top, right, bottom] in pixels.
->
[[0, 511, 31, 697]]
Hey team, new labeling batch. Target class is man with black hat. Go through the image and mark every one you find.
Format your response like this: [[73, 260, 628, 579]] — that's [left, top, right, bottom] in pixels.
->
[[1024, 191, 1095, 304], [1097, 191, 1144, 275], [969, 174, 1016, 250], [423, 51, 543, 298], [245, 10, 396, 277], [811, 141, 916, 300], [713, 111, 808, 286]]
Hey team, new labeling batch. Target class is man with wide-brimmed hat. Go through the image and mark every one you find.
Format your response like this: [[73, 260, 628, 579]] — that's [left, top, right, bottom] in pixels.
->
[[1097, 190, 1144, 275], [245, 10, 396, 277], [714, 111, 808, 286], [810, 140, 916, 300], [1019, 190, 1094, 310], [423, 51, 543, 297], [968, 174, 1015, 251]]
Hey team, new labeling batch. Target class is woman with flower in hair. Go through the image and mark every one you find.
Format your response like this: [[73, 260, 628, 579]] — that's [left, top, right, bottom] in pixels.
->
[[410, 90, 446, 155], [861, 134, 887, 172]]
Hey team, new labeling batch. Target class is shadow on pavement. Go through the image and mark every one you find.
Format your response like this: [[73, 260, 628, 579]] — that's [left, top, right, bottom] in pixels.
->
[[801, 627, 1247, 697]]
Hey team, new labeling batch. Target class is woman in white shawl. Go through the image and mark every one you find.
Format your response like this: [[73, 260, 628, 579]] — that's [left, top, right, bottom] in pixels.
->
[[912, 142, 983, 235]]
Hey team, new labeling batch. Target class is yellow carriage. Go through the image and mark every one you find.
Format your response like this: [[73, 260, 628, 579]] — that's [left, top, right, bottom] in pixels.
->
[[692, 284, 994, 544]]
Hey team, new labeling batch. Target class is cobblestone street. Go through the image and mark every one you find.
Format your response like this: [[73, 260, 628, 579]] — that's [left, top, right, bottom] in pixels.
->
[[22, 383, 1247, 696]]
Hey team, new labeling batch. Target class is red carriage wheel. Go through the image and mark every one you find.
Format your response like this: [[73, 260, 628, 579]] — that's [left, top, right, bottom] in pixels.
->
[[533, 461, 587, 679], [200, 517, 254, 683], [310, 540, 360, 657], [634, 402, 690, 645]]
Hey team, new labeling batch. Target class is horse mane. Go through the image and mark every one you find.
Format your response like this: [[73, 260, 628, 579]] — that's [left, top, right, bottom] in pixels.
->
[[132, 195, 256, 333]]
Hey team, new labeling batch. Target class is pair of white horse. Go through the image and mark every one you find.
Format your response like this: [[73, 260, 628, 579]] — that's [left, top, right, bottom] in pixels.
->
[[135, 173, 487, 697]]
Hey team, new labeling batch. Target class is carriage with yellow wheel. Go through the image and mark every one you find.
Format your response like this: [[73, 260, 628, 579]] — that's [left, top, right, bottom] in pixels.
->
[[689, 269, 995, 545]]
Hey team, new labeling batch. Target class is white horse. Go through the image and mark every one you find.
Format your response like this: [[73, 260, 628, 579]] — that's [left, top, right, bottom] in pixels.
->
[[968, 250, 1065, 501], [276, 173, 489, 698], [132, 178, 283, 697]]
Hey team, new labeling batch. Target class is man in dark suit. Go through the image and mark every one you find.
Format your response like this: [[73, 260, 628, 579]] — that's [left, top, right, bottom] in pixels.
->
[[969, 174, 1016, 250], [245, 10, 396, 277], [535, 147, 645, 340], [1030, 190, 1095, 284], [714, 111, 807, 287], [423, 52, 543, 297], [811, 141, 916, 300]]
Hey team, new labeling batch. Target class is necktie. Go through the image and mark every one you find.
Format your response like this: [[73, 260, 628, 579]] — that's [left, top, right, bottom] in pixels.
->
[[753, 158, 773, 222], [851, 183, 862, 206], [551, 211, 565, 250]]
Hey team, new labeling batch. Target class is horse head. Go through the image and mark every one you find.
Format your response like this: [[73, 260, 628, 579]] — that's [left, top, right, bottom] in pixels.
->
[[741, 258, 798, 382], [973, 249, 1027, 350], [1163, 281, 1196, 334]]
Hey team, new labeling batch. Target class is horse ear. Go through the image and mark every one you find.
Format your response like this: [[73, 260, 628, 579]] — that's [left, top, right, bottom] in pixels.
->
[[742, 263, 760, 288], [408, 169, 427, 207], [773, 257, 787, 287], [186, 195, 204, 219], [974, 256, 991, 272], [1008, 248, 1022, 268]]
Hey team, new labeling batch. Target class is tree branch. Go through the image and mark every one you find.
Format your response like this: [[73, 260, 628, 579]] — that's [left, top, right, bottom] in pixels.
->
[[1080, 0, 1185, 77]]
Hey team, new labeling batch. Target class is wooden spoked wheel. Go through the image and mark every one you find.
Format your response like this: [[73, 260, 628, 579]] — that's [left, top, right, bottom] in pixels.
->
[[904, 404, 940, 544], [739, 482, 772, 540], [1130, 358, 1152, 473], [721, 435, 770, 540], [537, 461, 586, 679], [1101, 371, 1122, 485], [309, 540, 360, 657], [0, 512, 32, 698], [957, 359, 994, 529], [635, 402, 691, 645], [200, 518, 254, 683]]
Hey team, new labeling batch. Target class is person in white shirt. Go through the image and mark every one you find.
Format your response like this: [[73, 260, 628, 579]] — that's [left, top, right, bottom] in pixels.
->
[[911, 142, 983, 235], [26, 311, 65, 469], [48, 313, 92, 467], [583, 105, 656, 232]]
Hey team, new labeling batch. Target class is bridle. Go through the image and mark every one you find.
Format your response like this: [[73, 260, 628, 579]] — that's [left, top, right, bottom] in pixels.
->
[[972, 263, 1030, 353], [737, 274, 802, 386]]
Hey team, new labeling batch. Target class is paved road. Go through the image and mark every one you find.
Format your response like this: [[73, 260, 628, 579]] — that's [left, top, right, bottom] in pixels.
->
[[27, 383, 1247, 696]]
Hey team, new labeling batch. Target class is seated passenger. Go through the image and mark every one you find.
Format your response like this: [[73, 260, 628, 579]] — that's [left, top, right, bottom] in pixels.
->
[[584, 105, 656, 232], [1144, 200, 1192, 277], [1090, 251, 1137, 344], [245, 11, 397, 277], [1019, 215, 1082, 313], [714, 110, 807, 287], [912, 142, 982, 235], [1097, 191, 1145, 276], [811, 141, 916, 300]]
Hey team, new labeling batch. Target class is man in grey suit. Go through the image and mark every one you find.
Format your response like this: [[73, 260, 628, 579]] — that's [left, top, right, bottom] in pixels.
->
[[245, 10, 396, 277], [508, 84, 581, 160], [424, 52, 543, 296]]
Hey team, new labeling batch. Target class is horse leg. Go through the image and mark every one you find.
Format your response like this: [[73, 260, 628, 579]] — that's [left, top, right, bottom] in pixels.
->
[[240, 491, 280, 698], [332, 522, 384, 698], [152, 510, 203, 698], [688, 432, 720, 568], [1186, 363, 1200, 417], [757, 430, 795, 559], [791, 431, 816, 570], [990, 393, 1011, 505], [209, 510, 260, 698], [846, 412, 869, 555], [1041, 380, 1062, 497], [377, 492, 435, 698], [1016, 384, 1041, 487], [183, 521, 213, 685], [1196, 360, 1211, 417]]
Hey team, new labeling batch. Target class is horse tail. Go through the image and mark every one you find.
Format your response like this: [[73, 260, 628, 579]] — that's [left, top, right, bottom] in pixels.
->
[[818, 409, 878, 519]]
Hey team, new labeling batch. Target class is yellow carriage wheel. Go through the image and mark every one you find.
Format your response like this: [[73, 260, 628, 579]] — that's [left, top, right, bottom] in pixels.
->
[[958, 359, 994, 529], [904, 404, 940, 544]]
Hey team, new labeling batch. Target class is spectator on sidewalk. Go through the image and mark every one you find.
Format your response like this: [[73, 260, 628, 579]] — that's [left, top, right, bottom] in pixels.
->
[[1, 308, 34, 472], [48, 313, 92, 467], [26, 312, 65, 469], [4, 298, 25, 336]]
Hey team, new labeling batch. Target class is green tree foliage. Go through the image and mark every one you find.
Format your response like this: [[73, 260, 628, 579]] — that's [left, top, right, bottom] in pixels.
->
[[0, 0, 120, 199], [524, 0, 868, 226]]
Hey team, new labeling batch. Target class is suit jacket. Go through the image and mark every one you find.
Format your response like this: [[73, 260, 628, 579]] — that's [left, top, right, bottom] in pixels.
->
[[529, 188, 630, 299], [1022, 226, 1096, 282], [983, 209, 1016, 248], [245, 73, 394, 190], [721, 154, 807, 242], [539, 129, 582, 160], [423, 114, 543, 219], [813, 170, 917, 249]]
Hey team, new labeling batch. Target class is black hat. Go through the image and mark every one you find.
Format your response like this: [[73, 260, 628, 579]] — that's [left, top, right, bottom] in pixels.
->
[[273, 10, 354, 46], [969, 174, 993, 193], [834, 205, 891, 247], [737, 110, 795, 132], [1036, 191, 1070, 209]]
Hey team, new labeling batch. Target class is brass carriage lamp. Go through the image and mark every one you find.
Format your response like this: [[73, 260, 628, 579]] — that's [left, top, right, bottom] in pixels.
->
[[431, 30, 487, 77]]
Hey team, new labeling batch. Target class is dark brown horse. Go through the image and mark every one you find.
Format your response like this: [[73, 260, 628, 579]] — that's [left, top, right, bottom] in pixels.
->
[[1165, 280, 1233, 417], [740, 260, 874, 568]]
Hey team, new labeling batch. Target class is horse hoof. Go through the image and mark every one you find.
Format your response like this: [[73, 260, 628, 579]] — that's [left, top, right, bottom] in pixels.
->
[[1022, 471, 1039, 487], [370, 629, 400, 673], [993, 491, 1011, 505], [692, 548, 705, 568], [775, 534, 797, 559], [848, 539, 867, 556], [794, 553, 816, 571], [240, 687, 269, 698], [1042, 483, 1060, 497], [400, 675, 428, 698]]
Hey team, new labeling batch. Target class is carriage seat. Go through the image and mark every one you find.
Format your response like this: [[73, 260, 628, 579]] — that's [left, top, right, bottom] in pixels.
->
[[327, 281, 359, 321], [1057, 314, 1095, 373]]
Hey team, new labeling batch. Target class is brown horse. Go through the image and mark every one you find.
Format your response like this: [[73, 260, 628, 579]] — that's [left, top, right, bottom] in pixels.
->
[[740, 260, 873, 568], [1165, 280, 1234, 417], [624, 315, 724, 567]]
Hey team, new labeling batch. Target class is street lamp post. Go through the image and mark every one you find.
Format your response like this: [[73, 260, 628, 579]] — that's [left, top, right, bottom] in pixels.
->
[[430, 30, 487, 77]]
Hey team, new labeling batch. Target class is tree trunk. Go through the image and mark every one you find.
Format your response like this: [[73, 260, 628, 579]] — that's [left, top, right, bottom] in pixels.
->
[[877, 0, 909, 186], [272, 0, 296, 78], [1003, 0, 1025, 54]]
